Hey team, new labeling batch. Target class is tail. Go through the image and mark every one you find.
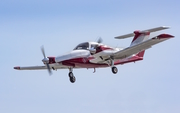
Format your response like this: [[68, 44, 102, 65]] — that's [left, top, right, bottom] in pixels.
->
[[114, 26, 171, 59], [130, 31, 150, 46], [131, 30, 149, 58]]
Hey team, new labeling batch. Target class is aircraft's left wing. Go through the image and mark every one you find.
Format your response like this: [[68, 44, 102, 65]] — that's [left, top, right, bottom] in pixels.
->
[[113, 34, 174, 59]]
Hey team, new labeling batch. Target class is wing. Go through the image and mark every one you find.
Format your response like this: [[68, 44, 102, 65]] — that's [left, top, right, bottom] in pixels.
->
[[115, 26, 169, 39], [113, 34, 174, 59], [14, 63, 68, 70]]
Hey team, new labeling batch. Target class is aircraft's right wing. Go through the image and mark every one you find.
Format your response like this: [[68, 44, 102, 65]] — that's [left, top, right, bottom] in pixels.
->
[[113, 34, 174, 59], [14, 65, 48, 70], [14, 64, 68, 70]]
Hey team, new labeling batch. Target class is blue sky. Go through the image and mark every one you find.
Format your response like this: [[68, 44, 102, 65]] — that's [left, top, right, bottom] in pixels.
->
[[0, 0, 180, 113]]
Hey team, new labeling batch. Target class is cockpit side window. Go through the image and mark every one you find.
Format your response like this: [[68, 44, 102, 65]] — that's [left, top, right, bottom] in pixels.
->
[[91, 44, 98, 49], [74, 42, 89, 50]]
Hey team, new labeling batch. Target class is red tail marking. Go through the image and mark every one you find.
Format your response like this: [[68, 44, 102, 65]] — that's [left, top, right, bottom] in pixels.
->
[[132, 31, 150, 43], [132, 31, 141, 43]]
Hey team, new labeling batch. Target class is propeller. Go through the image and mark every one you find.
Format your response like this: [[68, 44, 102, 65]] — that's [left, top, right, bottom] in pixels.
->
[[41, 46, 52, 75], [97, 37, 103, 43]]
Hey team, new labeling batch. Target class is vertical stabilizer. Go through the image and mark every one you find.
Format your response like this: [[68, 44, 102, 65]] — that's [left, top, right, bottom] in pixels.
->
[[130, 31, 150, 46]]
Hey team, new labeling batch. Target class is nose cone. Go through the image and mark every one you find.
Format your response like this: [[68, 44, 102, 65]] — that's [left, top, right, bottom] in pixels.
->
[[42, 57, 49, 63]]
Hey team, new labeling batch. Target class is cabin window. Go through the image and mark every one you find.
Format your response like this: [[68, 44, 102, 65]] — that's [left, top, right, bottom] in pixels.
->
[[74, 42, 89, 50], [91, 44, 98, 49]]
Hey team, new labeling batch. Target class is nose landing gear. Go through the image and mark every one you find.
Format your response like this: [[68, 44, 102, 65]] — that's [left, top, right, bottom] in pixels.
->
[[68, 68, 76, 83], [69, 72, 76, 83]]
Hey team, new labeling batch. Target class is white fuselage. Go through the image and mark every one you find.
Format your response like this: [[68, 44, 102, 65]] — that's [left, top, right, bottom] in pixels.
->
[[55, 50, 90, 63], [90, 48, 122, 63], [55, 42, 124, 64]]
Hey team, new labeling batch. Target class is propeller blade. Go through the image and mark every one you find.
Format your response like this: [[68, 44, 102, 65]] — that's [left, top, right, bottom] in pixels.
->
[[41, 46, 46, 58], [40, 46, 52, 75], [97, 37, 103, 43], [46, 63, 52, 75]]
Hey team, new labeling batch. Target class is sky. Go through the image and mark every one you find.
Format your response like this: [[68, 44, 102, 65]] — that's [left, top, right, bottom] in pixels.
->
[[0, 0, 180, 113]]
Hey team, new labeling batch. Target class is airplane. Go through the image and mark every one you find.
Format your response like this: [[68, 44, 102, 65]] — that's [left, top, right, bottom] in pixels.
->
[[14, 26, 174, 83]]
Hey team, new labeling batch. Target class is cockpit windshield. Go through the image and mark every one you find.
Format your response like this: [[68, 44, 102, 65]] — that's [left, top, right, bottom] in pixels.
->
[[74, 42, 89, 50]]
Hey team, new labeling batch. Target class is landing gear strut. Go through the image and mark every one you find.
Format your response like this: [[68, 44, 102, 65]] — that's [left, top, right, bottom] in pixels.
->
[[68, 68, 76, 83]]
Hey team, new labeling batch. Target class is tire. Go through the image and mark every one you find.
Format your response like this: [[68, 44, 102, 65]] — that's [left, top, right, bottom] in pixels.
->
[[70, 76, 76, 83], [112, 67, 118, 74], [68, 72, 73, 78]]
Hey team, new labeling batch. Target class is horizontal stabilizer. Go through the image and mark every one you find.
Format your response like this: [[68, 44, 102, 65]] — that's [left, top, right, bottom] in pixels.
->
[[115, 26, 170, 39]]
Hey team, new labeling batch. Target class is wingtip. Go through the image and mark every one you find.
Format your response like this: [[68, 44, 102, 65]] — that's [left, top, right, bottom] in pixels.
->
[[157, 34, 174, 39], [14, 66, 20, 70], [162, 26, 170, 29]]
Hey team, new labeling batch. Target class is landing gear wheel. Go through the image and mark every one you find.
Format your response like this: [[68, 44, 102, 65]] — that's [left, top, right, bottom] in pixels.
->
[[68, 72, 76, 83], [112, 67, 118, 74], [70, 76, 76, 83], [68, 72, 74, 78]]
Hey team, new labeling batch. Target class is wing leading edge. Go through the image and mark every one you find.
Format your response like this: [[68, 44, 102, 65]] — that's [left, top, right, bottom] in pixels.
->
[[113, 34, 174, 59]]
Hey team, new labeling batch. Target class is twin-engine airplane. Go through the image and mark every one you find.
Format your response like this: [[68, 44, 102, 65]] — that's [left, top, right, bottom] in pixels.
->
[[14, 26, 174, 83]]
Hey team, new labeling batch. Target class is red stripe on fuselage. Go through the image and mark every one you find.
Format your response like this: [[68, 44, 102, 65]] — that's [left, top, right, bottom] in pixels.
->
[[114, 56, 143, 65], [47, 57, 56, 64], [59, 55, 143, 68], [60, 57, 108, 68]]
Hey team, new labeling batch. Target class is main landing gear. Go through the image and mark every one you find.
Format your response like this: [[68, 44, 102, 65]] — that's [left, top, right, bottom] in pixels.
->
[[112, 66, 118, 74], [68, 68, 76, 83], [110, 57, 118, 74]]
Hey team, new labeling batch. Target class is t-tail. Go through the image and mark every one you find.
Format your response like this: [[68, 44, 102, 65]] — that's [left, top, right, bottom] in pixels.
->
[[130, 31, 150, 46], [114, 26, 174, 63], [130, 30, 150, 58]]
